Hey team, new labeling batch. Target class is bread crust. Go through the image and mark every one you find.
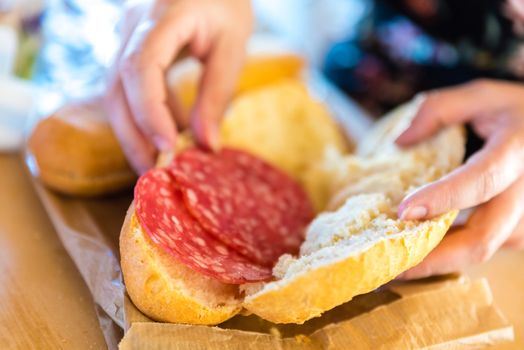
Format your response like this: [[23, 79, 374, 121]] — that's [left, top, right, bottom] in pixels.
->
[[168, 55, 305, 126], [120, 205, 242, 325], [242, 101, 464, 324], [243, 212, 457, 324], [28, 103, 136, 196], [36, 164, 136, 197]]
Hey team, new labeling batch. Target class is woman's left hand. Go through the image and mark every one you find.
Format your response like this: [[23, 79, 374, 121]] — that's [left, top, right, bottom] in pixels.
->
[[395, 79, 524, 279]]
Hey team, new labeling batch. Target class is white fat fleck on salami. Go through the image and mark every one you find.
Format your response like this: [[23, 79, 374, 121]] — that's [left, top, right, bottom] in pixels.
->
[[192, 236, 207, 247], [134, 168, 271, 284], [202, 209, 219, 226], [212, 265, 226, 273], [278, 226, 289, 236], [186, 189, 197, 205], [211, 203, 220, 214], [224, 203, 233, 215], [159, 187, 170, 197], [215, 244, 229, 256], [169, 148, 314, 267], [194, 171, 205, 181], [170, 215, 183, 231], [152, 170, 170, 183]]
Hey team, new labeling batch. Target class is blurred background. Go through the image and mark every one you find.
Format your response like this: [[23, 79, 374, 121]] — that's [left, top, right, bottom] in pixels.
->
[[0, 0, 522, 146], [1, 0, 369, 101]]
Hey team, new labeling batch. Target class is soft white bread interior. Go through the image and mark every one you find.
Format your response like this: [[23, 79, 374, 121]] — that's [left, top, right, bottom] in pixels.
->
[[242, 99, 465, 323], [328, 97, 464, 208], [121, 206, 242, 325]]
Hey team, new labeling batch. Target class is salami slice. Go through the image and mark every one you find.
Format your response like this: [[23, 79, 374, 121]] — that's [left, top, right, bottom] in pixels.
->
[[134, 168, 272, 284], [170, 148, 314, 266]]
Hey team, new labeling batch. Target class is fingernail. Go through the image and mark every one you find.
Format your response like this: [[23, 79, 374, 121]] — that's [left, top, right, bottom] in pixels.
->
[[152, 135, 172, 152], [205, 124, 221, 152], [208, 135, 220, 152], [395, 129, 412, 146], [400, 205, 428, 220], [395, 132, 406, 144]]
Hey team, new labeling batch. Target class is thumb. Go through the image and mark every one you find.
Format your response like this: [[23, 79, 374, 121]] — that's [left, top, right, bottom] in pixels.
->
[[398, 128, 524, 220]]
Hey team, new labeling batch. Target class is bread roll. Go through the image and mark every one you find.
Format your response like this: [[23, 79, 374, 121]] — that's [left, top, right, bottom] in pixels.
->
[[28, 100, 136, 196], [120, 207, 242, 325], [221, 79, 350, 210], [168, 54, 305, 125]]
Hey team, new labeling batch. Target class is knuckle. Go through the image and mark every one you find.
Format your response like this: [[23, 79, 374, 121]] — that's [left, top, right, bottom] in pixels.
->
[[506, 238, 524, 250], [467, 78, 493, 92], [431, 182, 458, 213], [475, 165, 501, 202], [201, 91, 229, 118], [134, 115, 157, 138], [472, 238, 496, 264], [480, 173, 497, 198], [415, 91, 445, 126], [155, 0, 171, 7], [416, 265, 434, 279], [514, 239, 524, 250], [120, 52, 143, 77], [506, 133, 524, 164], [442, 184, 459, 211], [206, 91, 227, 109], [420, 91, 438, 110]]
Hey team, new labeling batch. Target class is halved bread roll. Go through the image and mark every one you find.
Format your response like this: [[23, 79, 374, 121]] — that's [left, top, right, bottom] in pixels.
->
[[121, 207, 242, 325], [243, 100, 464, 323], [242, 196, 456, 323], [121, 98, 465, 325]]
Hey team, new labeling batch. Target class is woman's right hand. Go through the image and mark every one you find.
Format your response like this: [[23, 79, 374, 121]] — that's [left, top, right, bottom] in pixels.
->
[[105, 0, 253, 174]]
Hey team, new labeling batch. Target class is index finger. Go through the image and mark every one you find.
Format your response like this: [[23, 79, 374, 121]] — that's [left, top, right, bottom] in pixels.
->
[[396, 80, 514, 146], [191, 35, 247, 150], [119, 12, 196, 151]]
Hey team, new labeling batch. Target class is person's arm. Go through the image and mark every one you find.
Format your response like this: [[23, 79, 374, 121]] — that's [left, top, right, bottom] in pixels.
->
[[396, 79, 524, 279], [105, 0, 253, 174]]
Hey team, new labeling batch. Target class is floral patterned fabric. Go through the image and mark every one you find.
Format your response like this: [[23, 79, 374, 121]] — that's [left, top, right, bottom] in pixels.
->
[[324, 0, 524, 115]]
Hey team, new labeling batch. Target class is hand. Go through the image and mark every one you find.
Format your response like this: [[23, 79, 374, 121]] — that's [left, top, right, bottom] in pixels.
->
[[395, 79, 524, 279], [105, 0, 253, 174]]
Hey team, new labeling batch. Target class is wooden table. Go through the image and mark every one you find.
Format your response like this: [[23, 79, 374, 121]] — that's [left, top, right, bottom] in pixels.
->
[[0, 153, 522, 349], [0, 155, 106, 349]]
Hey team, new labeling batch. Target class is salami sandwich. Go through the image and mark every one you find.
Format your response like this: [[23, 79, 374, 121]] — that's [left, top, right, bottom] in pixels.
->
[[120, 99, 465, 325]]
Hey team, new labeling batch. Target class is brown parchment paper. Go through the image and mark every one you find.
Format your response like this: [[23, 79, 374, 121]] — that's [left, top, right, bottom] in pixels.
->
[[27, 170, 515, 349], [25, 73, 514, 349], [119, 278, 513, 350]]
